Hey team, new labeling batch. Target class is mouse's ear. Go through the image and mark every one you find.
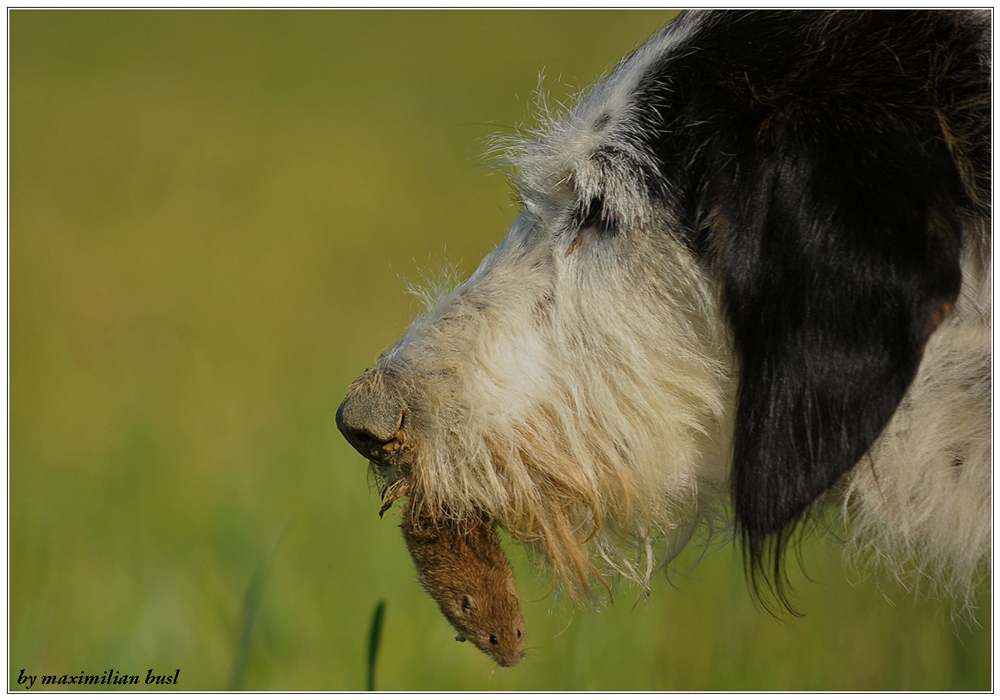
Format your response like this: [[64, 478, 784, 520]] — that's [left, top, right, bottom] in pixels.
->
[[458, 593, 477, 615], [698, 121, 964, 603]]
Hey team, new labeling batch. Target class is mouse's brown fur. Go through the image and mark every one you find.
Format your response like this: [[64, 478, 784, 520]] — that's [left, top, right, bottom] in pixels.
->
[[401, 508, 525, 667]]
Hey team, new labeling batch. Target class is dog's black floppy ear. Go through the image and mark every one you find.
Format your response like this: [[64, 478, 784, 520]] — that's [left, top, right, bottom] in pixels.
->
[[701, 122, 964, 605]]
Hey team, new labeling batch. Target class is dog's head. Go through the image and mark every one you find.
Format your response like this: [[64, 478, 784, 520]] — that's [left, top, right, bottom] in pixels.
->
[[338, 10, 990, 605]]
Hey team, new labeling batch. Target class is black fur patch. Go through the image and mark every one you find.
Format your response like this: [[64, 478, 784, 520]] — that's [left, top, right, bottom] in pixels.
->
[[632, 10, 988, 606]]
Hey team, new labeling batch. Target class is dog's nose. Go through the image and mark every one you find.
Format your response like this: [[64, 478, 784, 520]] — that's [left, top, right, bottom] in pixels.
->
[[337, 376, 406, 462]]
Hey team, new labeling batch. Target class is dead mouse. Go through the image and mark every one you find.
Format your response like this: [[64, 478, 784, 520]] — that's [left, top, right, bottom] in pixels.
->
[[401, 509, 525, 667]]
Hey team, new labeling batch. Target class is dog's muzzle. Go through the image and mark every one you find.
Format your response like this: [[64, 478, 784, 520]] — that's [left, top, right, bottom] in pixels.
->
[[336, 373, 407, 467]]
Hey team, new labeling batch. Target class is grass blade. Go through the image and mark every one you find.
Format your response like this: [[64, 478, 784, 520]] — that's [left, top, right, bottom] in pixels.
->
[[366, 599, 386, 691], [228, 522, 292, 691]]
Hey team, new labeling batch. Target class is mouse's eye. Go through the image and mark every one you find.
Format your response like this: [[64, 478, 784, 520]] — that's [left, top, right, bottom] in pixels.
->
[[516, 629, 521, 638], [489, 634, 499, 646]]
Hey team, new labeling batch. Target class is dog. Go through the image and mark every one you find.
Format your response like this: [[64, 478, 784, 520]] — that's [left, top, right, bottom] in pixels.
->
[[338, 10, 991, 610]]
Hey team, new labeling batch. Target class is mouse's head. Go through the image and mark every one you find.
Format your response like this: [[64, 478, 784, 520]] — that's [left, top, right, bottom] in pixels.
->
[[439, 568, 525, 667], [402, 512, 525, 667]]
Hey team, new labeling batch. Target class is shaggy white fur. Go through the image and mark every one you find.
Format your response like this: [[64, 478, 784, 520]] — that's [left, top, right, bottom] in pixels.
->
[[843, 239, 992, 607]]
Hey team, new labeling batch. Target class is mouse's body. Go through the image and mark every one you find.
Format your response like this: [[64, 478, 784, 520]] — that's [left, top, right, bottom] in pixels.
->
[[401, 510, 525, 667]]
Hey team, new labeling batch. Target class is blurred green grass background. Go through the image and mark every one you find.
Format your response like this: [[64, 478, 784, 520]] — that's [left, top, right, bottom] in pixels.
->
[[9, 9, 991, 691]]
